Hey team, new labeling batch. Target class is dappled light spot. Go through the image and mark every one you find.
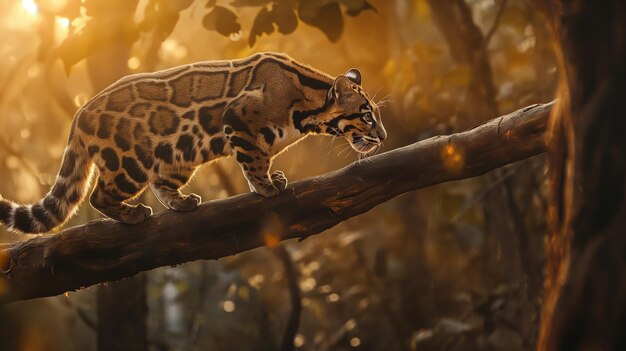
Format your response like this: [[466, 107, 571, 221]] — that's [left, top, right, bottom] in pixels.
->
[[350, 337, 361, 347], [318, 284, 332, 293], [358, 298, 369, 310], [56, 17, 69, 28], [262, 213, 285, 248], [327, 292, 340, 302], [74, 93, 88, 107], [442, 143, 465, 171], [345, 318, 357, 330], [127, 57, 140, 70], [248, 274, 265, 289], [221, 300, 235, 313], [263, 232, 280, 248], [22, 0, 38, 16], [294, 334, 305, 347], [300, 277, 316, 292]]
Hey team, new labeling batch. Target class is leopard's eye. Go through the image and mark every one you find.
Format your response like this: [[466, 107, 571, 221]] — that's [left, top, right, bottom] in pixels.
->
[[362, 113, 373, 125]]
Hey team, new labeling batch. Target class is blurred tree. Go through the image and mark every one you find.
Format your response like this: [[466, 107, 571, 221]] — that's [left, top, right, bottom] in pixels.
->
[[427, 0, 541, 346], [540, 1, 626, 350]]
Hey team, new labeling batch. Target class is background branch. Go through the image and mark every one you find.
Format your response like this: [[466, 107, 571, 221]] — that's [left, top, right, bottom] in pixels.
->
[[0, 101, 553, 304]]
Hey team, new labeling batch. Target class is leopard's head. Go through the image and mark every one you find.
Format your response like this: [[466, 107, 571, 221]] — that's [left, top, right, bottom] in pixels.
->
[[322, 69, 387, 155]]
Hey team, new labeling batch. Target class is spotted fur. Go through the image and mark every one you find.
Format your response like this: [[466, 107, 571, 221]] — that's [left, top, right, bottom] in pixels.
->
[[0, 52, 386, 233]]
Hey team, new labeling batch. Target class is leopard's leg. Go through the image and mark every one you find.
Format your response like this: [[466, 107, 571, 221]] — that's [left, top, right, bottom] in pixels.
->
[[229, 136, 287, 197], [90, 172, 152, 224], [150, 166, 201, 211]]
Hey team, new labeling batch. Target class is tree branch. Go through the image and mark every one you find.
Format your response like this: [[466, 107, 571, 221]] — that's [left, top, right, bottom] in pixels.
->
[[0, 101, 553, 303]]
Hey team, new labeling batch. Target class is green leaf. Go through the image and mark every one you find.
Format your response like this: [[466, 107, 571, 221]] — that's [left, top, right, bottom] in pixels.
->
[[139, 0, 181, 38], [202, 5, 242, 37], [165, 0, 194, 12], [298, 1, 344, 42], [249, 6, 274, 46], [271, 2, 298, 34], [340, 0, 376, 16], [230, 0, 272, 7], [57, 25, 98, 74]]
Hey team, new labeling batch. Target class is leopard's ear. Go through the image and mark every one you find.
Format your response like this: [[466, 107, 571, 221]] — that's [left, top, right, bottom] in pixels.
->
[[331, 75, 354, 101], [345, 68, 361, 85]]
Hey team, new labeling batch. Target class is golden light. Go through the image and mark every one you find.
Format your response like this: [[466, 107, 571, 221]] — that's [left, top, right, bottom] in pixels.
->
[[56, 17, 70, 28], [294, 334, 305, 347], [441, 143, 465, 171], [55, 16, 71, 42], [74, 93, 89, 107], [222, 300, 235, 312], [20, 128, 31, 139], [22, 0, 39, 16], [327, 293, 340, 302], [263, 231, 280, 248], [319, 284, 332, 293], [127, 57, 141, 70], [248, 273, 265, 289], [350, 337, 361, 347], [229, 31, 242, 42], [299, 277, 316, 292]]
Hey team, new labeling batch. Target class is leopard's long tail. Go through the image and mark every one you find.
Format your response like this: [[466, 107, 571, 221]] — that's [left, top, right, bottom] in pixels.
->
[[0, 137, 94, 234]]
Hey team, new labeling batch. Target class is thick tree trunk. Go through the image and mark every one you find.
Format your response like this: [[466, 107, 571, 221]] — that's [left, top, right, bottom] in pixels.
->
[[97, 274, 148, 351], [0, 102, 552, 304], [539, 1, 626, 350]]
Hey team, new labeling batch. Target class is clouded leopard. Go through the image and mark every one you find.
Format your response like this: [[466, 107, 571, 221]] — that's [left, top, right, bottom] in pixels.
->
[[0, 52, 386, 234]]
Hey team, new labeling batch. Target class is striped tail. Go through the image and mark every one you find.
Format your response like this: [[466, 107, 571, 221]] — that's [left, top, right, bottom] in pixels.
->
[[0, 140, 94, 234]]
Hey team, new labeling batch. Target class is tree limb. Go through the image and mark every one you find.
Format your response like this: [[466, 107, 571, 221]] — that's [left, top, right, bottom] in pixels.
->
[[0, 101, 553, 304]]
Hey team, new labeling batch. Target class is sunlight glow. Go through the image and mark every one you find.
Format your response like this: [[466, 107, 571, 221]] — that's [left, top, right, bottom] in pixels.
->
[[294, 334, 305, 347], [442, 143, 465, 171], [350, 337, 361, 347], [56, 17, 70, 28], [20, 129, 31, 139], [222, 300, 235, 312], [263, 232, 280, 248], [127, 56, 141, 70], [74, 93, 89, 107], [22, 0, 38, 16], [345, 319, 357, 331], [27, 65, 40, 78], [300, 277, 317, 292], [248, 274, 265, 289], [229, 31, 242, 42]]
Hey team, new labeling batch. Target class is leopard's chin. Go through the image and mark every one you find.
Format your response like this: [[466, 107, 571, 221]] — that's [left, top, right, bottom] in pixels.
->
[[349, 140, 379, 155]]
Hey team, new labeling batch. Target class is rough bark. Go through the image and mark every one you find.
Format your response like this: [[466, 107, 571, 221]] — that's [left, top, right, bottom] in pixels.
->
[[0, 101, 552, 304], [539, 1, 626, 350]]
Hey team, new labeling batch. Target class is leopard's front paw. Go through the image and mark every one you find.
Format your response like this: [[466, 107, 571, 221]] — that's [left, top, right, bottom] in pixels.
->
[[271, 170, 288, 191], [253, 184, 280, 197]]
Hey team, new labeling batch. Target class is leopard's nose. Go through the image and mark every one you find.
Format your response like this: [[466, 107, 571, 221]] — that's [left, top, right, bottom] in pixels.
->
[[377, 124, 387, 141]]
